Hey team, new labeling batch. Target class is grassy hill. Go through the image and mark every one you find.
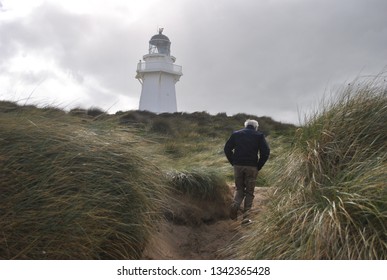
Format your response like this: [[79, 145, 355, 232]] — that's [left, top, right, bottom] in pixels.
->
[[236, 79, 387, 259], [1, 77, 386, 259]]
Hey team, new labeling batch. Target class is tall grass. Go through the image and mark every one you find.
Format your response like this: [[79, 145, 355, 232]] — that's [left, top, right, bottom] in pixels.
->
[[0, 107, 168, 259], [238, 77, 387, 259], [165, 168, 232, 225], [0, 100, 295, 260], [167, 168, 231, 202]]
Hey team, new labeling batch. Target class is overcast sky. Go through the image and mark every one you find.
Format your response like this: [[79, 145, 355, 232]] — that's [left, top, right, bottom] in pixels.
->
[[1, 0, 386, 124]]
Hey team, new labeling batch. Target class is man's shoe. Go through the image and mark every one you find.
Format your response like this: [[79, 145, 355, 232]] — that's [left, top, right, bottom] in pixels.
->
[[229, 205, 238, 220]]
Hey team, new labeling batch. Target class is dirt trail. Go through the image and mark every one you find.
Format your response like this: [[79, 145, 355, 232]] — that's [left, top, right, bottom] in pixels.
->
[[143, 187, 268, 259]]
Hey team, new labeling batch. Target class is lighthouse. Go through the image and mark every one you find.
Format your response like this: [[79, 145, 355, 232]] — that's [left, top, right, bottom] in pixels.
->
[[136, 28, 183, 113]]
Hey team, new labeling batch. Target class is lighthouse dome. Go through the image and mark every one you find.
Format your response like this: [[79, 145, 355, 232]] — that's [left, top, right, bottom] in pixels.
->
[[149, 28, 171, 56], [150, 32, 170, 42]]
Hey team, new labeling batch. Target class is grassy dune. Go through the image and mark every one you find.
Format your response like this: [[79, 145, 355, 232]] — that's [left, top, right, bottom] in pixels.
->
[[1, 76, 385, 260], [238, 78, 387, 259], [0, 106, 168, 259], [0, 103, 254, 259]]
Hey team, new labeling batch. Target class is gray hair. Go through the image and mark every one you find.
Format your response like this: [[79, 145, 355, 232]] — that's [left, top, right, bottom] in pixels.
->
[[244, 119, 259, 130]]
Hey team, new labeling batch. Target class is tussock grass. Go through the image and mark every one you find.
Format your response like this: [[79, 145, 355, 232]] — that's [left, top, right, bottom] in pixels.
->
[[238, 77, 387, 259], [0, 100, 20, 112], [167, 168, 231, 203], [149, 118, 175, 135], [86, 107, 106, 117], [118, 110, 155, 125], [163, 168, 232, 226], [0, 109, 168, 259], [69, 107, 88, 116]]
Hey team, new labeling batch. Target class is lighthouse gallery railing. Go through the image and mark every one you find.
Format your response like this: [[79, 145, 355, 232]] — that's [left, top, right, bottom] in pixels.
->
[[136, 61, 182, 75]]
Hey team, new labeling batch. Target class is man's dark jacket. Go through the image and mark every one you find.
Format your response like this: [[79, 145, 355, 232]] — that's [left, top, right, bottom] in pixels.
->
[[224, 125, 270, 170]]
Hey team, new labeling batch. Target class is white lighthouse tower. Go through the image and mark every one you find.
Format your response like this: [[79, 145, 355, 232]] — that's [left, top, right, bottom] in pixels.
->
[[136, 28, 183, 113]]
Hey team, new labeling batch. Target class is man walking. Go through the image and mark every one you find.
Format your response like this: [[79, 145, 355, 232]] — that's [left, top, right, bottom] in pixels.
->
[[224, 119, 270, 223]]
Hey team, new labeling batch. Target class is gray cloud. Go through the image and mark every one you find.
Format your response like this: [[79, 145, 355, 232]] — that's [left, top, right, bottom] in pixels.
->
[[0, 3, 142, 101], [1, 0, 386, 124], [172, 0, 387, 121]]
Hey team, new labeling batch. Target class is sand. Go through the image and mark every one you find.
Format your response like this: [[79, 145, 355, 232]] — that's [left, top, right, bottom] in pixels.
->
[[143, 186, 268, 259]]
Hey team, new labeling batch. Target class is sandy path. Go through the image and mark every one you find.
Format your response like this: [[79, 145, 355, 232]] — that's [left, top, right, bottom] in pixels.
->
[[143, 187, 268, 260]]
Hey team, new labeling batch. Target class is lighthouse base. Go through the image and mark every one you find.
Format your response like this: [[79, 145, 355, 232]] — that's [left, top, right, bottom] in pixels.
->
[[139, 72, 178, 114]]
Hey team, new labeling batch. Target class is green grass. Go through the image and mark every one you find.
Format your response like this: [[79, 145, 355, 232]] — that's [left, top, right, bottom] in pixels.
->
[[237, 77, 387, 259], [0, 99, 295, 259], [0, 107, 168, 259], [167, 168, 231, 202], [3, 77, 383, 260]]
